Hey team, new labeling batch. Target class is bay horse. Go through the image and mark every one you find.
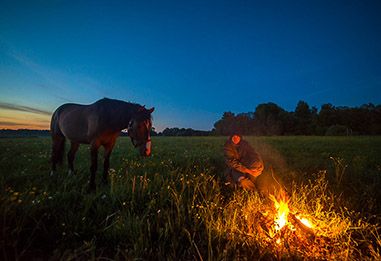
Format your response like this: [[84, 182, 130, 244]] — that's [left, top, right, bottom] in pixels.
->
[[50, 98, 154, 191]]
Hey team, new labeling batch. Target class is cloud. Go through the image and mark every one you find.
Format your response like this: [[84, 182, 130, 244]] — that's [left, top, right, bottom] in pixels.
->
[[0, 102, 51, 116], [8, 50, 107, 100], [0, 121, 23, 126], [0, 42, 108, 105]]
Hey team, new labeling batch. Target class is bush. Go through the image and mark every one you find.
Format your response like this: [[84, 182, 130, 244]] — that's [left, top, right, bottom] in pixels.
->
[[325, 125, 350, 136]]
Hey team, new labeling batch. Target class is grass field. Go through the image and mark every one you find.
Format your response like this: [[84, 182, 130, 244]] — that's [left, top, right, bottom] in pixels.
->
[[1, 136, 381, 260]]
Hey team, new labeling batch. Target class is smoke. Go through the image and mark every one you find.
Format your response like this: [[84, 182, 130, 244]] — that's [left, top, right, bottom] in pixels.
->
[[247, 138, 297, 188], [249, 139, 288, 171]]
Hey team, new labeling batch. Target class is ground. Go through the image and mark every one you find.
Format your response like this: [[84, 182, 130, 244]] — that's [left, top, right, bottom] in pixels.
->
[[0, 136, 380, 260]]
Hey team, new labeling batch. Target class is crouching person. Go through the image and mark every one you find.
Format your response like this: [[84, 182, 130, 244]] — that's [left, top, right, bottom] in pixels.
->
[[224, 134, 264, 191]]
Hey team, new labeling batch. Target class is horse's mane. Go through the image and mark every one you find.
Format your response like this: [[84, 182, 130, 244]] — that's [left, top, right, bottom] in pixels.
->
[[95, 97, 139, 107], [95, 98, 152, 121]]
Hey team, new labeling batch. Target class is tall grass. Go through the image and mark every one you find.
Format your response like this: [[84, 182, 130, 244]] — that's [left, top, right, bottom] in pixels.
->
[[0, 136, 380, 259]]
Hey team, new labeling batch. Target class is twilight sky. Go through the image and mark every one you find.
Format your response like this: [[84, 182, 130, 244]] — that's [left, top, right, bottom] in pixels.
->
[[0, 0, 380, 131]]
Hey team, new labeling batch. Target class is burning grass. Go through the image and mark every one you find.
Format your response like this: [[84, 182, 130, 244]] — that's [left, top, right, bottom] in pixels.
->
[[207, 171, 381, 260]]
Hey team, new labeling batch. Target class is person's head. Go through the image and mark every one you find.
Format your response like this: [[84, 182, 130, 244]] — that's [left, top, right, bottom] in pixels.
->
[[230, 134, 242, 145]]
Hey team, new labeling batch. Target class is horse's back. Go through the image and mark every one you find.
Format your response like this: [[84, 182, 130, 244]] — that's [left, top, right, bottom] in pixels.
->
[[51, 103, 78, 135], [51, 99, 131, 144], [52, 103, 94, 143]]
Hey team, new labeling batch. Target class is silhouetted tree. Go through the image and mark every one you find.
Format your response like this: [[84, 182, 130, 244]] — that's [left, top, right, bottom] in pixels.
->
[[294, 101, 315, 135], [213, 112, 236, 135], [254, 103, 289, 135], [317, 103, 337, 135], [212, 101, 380, 136], [235, 113, 255, 135], [160, 128, 210, 136]]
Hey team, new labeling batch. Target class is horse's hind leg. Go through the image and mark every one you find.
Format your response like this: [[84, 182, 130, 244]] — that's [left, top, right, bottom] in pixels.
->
[[51, 135, 65, 175], [67, 141, 80, 175], [88, 142, 100, 192]]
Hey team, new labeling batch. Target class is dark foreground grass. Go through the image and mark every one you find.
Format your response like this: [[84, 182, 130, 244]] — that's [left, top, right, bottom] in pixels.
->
[[0, 136, 380, 260]]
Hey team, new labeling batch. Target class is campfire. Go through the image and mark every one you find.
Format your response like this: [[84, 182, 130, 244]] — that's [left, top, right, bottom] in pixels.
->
[[209, 172, 379, 260], [243, 188, 346, 260], [264, 193, 317, 244], [237, 184, 350, 260]]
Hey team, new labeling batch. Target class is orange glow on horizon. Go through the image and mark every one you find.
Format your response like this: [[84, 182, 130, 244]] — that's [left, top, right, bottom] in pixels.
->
[[0, 109, 51, 130], [0, 123, 49, 130]]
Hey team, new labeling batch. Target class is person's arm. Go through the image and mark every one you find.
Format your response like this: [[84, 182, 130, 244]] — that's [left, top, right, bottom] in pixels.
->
[[246, 162, 264, 177], [224, 143, 252, 174], [241, 141, 264, 178]]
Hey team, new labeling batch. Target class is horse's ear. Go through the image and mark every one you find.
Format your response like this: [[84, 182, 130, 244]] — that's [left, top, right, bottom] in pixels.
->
[[148, 107, 155, 113], [138, 106, 145, 112]]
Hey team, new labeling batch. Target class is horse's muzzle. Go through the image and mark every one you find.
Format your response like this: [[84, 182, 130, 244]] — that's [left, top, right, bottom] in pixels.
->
[[145, 140, 151, 157], [139, 149, 151, 157], [139, 140, 151, 157]]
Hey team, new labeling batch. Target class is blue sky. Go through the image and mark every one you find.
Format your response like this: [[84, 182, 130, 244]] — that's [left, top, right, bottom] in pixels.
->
[[0, 0, 380, 131]]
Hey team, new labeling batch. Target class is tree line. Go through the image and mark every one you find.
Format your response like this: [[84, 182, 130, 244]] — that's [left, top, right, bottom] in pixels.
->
[[213, 101, 381, 136], [0, 129, 50, 138], [156, 128, 210, 136], [1, 101, 380, 136]]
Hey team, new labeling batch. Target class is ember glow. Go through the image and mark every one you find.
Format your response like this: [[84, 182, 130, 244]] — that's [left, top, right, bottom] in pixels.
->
[[296, 215, 314, 229]]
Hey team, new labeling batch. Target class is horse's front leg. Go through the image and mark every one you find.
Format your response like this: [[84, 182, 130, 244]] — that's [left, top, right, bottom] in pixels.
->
[[102, 142, 116, 185], [89, 142, 100, 192]]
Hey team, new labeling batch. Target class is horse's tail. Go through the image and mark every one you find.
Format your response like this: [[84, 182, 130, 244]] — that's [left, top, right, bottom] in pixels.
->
[[50, 109, 65, 166]]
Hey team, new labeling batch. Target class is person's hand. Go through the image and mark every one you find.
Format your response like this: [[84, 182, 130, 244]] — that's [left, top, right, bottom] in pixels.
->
[[238, 177, 256, 191], [246, 168, 262, 177]]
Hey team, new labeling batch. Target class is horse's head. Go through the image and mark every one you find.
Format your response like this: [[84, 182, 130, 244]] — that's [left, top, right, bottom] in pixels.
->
[[128, 107, 154, 157]]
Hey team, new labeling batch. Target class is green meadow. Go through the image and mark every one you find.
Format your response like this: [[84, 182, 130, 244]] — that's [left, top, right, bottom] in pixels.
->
[[1, 136, 381, 260]]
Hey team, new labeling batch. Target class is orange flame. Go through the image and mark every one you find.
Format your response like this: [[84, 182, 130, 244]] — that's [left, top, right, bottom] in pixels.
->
[[270, 193, 315, 233], [273, 197, 290, 231]]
